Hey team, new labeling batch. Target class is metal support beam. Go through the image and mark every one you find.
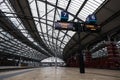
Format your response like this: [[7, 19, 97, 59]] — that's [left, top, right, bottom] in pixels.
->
[[45, 0, 51, 49], [77, 23, 85, 73]]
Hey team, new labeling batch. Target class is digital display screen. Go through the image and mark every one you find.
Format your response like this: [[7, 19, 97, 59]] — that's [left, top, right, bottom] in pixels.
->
[[55, 22, 74, 30], [85, 24, 101, 32], [86, 24, 96, 30]]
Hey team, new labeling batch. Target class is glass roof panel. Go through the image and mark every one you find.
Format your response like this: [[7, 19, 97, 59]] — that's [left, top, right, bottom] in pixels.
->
[[41, 23, 47, 32], [67, 31, 75, 37], [36, 23, 41, 32], [47, 5, 55, 21], [57, 41, 61, 45], [47, 0, 56, 5], [61, 44, 65, 49], [54, 31, 58, 38], [63, 36, 71, 43], [59, 32, 65, 41], [57, 0, 69, 9], [68, 0, 85, 14], [29, 0, 38, 17], [55, 9, 61, 20], [36, 1, 45, 17]]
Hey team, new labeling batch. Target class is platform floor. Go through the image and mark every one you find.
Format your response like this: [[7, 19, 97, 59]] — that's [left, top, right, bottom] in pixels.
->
[[0, 67, 120, 80]]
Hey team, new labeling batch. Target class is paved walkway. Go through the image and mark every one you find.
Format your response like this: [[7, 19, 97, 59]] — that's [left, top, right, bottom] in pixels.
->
[[0, 67, 120, 80]]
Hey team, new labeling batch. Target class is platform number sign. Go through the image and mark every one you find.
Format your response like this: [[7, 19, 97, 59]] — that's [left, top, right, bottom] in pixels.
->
[[86, 14, 97, 24], [61, 10, 69, 22]]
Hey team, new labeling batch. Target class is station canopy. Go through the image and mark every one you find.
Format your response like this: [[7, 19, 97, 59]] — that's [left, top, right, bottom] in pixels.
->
[[0, 0, 106, 61]]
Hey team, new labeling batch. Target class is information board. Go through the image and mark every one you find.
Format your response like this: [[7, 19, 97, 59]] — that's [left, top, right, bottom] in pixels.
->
[[55, 22, 74, 30]]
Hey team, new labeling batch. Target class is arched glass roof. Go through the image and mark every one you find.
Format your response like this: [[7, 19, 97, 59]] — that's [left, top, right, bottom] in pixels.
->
[[0, 0, 106, 60]]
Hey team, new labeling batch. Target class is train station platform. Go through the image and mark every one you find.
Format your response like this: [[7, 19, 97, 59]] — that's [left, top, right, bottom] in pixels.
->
[[0, 67, 120, 80]]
